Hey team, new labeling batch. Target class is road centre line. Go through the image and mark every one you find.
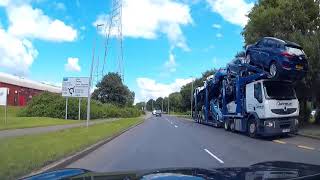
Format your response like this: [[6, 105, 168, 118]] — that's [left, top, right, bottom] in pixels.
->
[[204, 149, 224, 164], [297, 145, 315, 150], [273, 140, 287, 144]]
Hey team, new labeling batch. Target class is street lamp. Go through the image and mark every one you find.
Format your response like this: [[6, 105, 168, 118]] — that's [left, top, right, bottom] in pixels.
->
[[87, 24, 104, 127]]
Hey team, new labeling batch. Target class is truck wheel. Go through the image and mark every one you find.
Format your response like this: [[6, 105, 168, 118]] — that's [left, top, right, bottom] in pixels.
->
[[224, 121, 230, 131], [230, 120, 235, 132], [248, 119, 257, 138]]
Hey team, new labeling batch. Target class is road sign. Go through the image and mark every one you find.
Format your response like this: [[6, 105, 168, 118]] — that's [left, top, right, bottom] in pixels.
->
[[62, 77, 89, 97], [0, 88, 8, 106]]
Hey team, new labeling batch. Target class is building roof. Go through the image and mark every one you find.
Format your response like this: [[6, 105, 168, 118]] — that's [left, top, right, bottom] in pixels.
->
[[0, 72, 61, 93]]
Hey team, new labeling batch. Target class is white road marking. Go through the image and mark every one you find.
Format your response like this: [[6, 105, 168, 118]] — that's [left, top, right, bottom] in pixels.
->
[[204, 149, 224, 164], [174, 125, 178, 128]]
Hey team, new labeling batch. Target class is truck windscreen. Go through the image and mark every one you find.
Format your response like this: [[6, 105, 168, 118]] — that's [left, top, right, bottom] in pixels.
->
[[263, 81, 296, 100]]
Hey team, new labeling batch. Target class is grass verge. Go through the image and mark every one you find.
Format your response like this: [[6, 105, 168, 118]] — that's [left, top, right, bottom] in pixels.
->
[[0, 106, 79, 130], [0, 117, 80, 130], [0, 117, 143, 179]]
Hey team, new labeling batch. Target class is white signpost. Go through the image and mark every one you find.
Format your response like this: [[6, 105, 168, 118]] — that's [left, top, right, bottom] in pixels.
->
[[0, 88, 8, 124], [62, 77, 89, 121]]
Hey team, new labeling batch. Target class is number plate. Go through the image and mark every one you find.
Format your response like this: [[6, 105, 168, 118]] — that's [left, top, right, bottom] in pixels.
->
[[282, 129, 290, 133], [296, 65, 303, 70]]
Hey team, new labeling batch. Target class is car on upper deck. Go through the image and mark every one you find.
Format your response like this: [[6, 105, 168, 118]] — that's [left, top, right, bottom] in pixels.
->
[[245, 37, 308, 80]]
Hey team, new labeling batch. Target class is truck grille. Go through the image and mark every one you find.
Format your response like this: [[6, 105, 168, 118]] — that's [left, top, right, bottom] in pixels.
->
[[271, 108, 297, 115]]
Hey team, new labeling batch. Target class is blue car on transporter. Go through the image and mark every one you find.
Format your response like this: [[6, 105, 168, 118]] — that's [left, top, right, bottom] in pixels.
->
[[245, 37, 308, 80]]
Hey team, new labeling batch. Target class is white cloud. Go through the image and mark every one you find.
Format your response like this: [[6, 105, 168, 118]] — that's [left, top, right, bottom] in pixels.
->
[[7, 4, 77, 42], [136, 77, 192, 102], [93, 0, 192, 51], [54, 2, 66, 11], [216, 33, 222, 38], [164, 50, 177, 73], [212, 23, 221, 29], [0, 28, 38, 75], [206, 0, 254, 27], [65, 57, 81, 72]]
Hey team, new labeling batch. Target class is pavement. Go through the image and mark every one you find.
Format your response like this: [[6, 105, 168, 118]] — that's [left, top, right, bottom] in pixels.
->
[[0, 118, 117, 139], [67, 115, 320, 172]]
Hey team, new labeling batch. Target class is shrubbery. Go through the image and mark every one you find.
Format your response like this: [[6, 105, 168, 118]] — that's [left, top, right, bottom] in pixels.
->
[[18, 92, 141, 120]]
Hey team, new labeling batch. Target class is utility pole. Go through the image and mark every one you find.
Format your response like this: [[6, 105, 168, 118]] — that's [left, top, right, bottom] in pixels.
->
[[168, 96, 170, 114], [152, 100, 154, 110], [190, 77, 194, 118], [87, 24, 104, 127], [161, 98, 164, 112]]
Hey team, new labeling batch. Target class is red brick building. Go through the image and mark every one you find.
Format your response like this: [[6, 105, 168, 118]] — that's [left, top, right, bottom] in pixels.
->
[[0, 72, 61, 106]]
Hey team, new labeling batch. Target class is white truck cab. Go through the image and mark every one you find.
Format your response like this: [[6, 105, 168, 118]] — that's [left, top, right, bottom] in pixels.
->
[[245, 79, 299, 135]]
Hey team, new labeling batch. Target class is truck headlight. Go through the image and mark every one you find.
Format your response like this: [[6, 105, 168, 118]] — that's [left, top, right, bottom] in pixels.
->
[[295, 119, 299, 126], [264, 120, 274, 127]]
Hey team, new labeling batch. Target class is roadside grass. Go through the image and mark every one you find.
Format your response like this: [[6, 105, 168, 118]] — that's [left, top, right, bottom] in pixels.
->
[[0, 117, 80, 130], [0, 117, 143, 179], [0, 106, 80, 130]]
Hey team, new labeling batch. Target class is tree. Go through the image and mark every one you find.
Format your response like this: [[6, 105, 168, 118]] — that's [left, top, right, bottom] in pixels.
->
[[146, 99, 155, 111], [168, 92, 183, 112], [135, 102, 146, 111], [242, 0, 320, 123], [92, 72, 135, 107], [155, 97, 164, 111]]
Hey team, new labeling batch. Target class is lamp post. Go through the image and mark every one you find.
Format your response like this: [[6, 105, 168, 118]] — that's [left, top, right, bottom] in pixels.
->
[[190, 76, 194, 118]]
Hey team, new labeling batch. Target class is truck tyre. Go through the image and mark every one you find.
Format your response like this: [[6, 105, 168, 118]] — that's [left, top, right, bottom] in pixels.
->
[[224, 121, 230, 131], [248, 118, 257, 138], [230, 120, 235, 132]]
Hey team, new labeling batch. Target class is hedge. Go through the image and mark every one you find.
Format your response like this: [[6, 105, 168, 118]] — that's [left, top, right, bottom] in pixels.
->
[[18, 92, 141, 120]]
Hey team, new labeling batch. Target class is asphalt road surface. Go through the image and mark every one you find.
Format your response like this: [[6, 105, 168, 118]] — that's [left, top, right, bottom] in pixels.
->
[[68, 115, 320, 172]]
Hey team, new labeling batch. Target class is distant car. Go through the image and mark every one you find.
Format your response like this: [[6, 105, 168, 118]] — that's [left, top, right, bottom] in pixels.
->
[[226, 57, 247, 76], [155, 110, 162, 117], [245, 37, 308, 80], [152, 110, 156, 115]]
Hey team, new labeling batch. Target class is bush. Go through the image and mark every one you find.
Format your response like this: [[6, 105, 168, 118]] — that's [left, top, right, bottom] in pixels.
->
[[18, 92, 141, 120]]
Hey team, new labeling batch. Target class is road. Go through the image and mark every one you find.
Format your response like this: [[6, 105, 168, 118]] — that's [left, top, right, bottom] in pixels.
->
[[68, 115, 320, 172]]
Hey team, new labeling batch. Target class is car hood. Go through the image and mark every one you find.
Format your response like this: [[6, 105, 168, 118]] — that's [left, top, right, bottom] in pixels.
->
[[22, 161, 320, 180]]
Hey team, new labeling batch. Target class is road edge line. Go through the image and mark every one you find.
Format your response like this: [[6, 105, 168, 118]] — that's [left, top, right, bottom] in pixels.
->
[[21, 118, 146, 179]]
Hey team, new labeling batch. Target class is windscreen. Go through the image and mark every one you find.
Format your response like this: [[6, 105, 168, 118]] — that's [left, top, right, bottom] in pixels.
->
[[285, 46, 305, 56], [263, 81, 296, 100]]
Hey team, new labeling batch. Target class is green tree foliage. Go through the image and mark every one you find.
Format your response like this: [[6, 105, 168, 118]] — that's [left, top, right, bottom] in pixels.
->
[[135, 102, 146, 111], [243, 0, 320, 123], [155, 97, 164, 111], [92, 72, 135, 107], [169, 92, 183, 112], [146, 99, 155, 111]]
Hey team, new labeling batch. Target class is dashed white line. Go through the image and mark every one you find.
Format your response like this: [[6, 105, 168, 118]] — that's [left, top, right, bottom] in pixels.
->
[[174, 125, 178, 128], [204, 149, 224, 164]]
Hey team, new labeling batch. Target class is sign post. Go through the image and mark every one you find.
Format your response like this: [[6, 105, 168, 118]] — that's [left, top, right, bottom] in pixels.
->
[[0, 88, 8, 124], [65, 97, 68, 120], [78, 98, 81, 120], [62, 77, 89, 122]]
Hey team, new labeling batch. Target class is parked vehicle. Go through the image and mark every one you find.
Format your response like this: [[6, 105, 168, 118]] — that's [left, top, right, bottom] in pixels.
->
[[193, 64, 299, 137], [226, 57, 247, 77], [245, 37, 308, 80]]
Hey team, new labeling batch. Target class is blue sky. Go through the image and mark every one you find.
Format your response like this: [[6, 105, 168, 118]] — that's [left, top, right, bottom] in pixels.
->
[[0, 0, 255, 103]]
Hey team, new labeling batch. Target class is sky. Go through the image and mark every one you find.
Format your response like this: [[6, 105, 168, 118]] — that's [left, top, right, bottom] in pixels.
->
[[0, 0, 255, 103]]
